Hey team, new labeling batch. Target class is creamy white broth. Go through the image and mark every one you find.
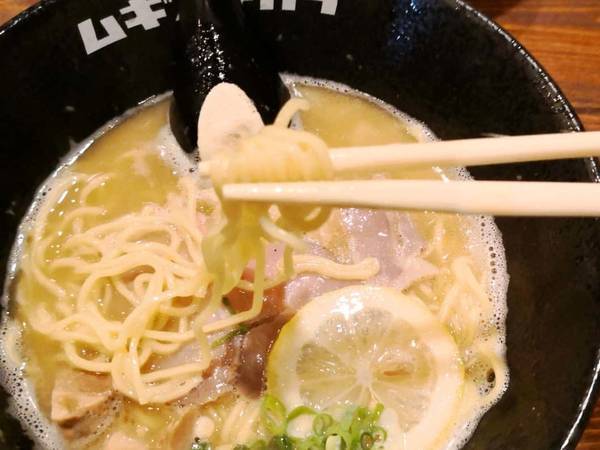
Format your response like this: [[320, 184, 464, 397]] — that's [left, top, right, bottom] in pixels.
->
[[0, 81, 508, 450]]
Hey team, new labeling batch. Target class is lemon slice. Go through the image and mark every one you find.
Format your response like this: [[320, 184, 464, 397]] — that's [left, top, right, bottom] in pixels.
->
[[267, 285, 464, 450]]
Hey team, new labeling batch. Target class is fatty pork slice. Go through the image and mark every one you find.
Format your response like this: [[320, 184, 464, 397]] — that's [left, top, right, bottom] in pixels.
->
[[171, 274, 287, 406], [51, 369, 121, 447], [173, 342, 238, 408], [224, 274, 290, 397], [285, 208, 438, 310], [236, 312, 292, 397], [51, 369, 113, 423], [341, 208, 438, 288]]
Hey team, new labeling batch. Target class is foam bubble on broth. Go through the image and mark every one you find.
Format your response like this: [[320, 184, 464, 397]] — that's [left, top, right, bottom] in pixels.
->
[[0, 81, 509, 450], [443, 213, 509, 450], [0, 319, 62, 450], [1, 181, 84, 450], [155, 123, 202, 180], [0, 151, 99, 450]]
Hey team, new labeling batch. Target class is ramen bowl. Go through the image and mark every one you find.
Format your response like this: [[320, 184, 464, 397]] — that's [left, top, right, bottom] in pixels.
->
[[0, 0, 599, 449]]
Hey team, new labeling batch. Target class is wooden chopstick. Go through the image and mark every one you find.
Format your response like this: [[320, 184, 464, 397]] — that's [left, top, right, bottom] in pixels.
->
[[328, 131, 600, 173], [197, 131, 600, 177], [222, 180, 600, 217]]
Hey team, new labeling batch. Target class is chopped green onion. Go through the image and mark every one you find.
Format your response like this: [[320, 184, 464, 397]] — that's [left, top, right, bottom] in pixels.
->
[[287, 405, 317, 422], [325, 435, 342, 450], [261, 394, 287, 436], [371, 404, 384, 421], [312, 414, 334, 436], [192, 397, 387, 450], [267, 435, 294, 450], [372, 426, 387, 442], [210, 324, 249, 349], [191, 439, 212, 450], [222, 296, 237, 315], [360, 432, 374, 449]]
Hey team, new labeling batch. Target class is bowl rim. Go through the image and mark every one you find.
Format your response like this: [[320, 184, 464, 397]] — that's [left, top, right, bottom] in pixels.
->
[[455, 0, 600, 186], [0, 0, 599, 449]]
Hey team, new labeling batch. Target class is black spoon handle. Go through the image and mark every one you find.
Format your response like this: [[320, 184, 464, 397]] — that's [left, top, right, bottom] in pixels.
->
[[171, 0, 289, 151]]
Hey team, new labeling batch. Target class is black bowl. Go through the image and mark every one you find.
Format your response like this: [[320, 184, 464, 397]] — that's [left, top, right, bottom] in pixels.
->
[[1, 1, 599, 449]]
